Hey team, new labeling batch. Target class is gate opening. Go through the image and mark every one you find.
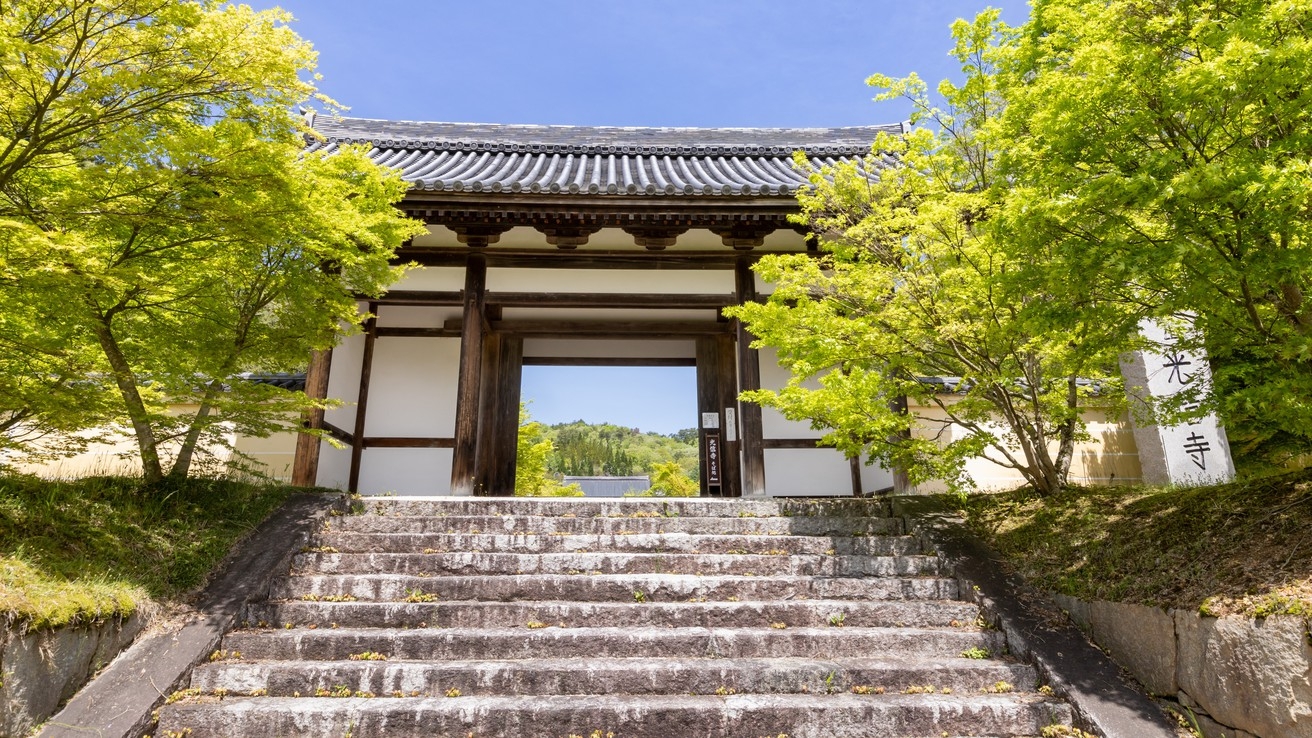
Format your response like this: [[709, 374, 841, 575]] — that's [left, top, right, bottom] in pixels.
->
[[519, 365, 699, 497]]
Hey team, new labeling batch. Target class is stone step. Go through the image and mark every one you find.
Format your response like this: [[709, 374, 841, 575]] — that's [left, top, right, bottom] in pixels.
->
[[273, 572, 958, 603], [356, 497, 895, 519], [327, 514, 904, 537], [247, 598, 983, 630], [313, 531, 927, 556], [189, 656, 1039, 698], [155, 693, 1071, 738], [292, 550, 944, 577], [219, 626, 1007, 661]]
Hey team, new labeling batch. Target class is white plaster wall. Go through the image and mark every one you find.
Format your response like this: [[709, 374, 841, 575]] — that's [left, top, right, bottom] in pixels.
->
[[487, 268, 734, 295], [858, 457, 895, 493], [390, 265, 464, 291], [764, 448, 855, 496], [758, 346, 824, 439], [358, 448, 452, 495], [323, 328, 365, 431], [522, 338, 697, 359], [364, 337, 460, 438], [375, 305, 461, 328], [316, 442, 352, 490]]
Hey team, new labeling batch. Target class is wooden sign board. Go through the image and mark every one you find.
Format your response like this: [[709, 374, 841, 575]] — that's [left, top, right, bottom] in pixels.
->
[[705, 432, 722, 486]]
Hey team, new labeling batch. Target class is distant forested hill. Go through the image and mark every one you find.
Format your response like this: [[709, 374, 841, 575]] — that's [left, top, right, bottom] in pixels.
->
[[542, 421, 699, 480]]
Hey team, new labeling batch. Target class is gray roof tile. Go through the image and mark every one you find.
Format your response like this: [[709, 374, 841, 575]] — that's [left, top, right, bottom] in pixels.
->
[[308, 116, 897, 198]]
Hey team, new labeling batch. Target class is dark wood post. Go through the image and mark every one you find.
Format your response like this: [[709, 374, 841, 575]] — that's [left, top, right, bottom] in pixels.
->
[[490, 336, 523, 496], [451, 253, 487, 496], [734, 256, 766, 496], [696, 335, 740, 497], [715, 333, 742, 498], [291, 348, 334, 487], [347, 306, 378, 493]]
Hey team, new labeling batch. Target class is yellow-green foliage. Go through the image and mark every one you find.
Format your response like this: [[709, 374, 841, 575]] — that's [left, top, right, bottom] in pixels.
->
[[514, 406, 584, 497], [0, 475, 294, 629], [642, 461, 698, 497]]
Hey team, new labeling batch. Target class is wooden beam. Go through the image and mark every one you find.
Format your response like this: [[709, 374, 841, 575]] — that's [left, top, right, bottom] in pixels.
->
[[522, 357, 696, 367], [735, 256, 766, 497], [451, 254, 487, 496], [762, 438, 825, 449], [368, 290, 463, 306], [376, 327, 462, 338], [475, 319, 731, 339], [488, 292, 733, 310], [396, 248, 801, 271], [291, 347, 333, 487], [363, 437, 455, 449], [321, 422, 354, 446], [348, 308, 378, 493]]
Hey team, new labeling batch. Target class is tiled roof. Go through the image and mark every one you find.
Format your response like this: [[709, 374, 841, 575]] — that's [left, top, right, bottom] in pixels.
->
[[307, 116, 900, 197]]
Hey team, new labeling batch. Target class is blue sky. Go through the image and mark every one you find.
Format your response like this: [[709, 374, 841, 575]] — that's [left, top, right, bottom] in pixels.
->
[[255, 1, 1027, 433]]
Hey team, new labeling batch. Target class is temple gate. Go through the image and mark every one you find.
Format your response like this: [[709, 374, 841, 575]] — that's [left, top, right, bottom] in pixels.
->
[[292, 117, 905, 497]]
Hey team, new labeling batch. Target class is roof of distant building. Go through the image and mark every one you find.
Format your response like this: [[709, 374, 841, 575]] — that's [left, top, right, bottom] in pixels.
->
[[563, 475, 652, 498], [306, 116, 900, 198]]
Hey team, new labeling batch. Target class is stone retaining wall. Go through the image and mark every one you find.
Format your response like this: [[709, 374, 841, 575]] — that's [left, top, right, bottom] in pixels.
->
[[0, 615, 147, 736], [1052, 595, 1312, 738]]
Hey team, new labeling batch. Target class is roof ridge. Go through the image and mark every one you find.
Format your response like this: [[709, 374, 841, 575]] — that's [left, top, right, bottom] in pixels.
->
[[311, 116, 900, 158]]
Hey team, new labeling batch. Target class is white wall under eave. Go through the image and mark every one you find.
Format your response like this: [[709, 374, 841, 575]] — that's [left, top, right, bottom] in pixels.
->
[[389, 265, 465, 292], [487, 268, 735, 295], [375, 305, 462, 328], [323, 329, 366, 432], [523, 339, 697, 359], [764, 448, 854, 497], [358, 448, 453, 496], [364, 337, 461, 438], [757, 346, 825, 440], [316, 441, 352, 490]]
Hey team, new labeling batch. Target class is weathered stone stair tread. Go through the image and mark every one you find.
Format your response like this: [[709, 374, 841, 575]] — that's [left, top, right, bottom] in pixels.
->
[[275, 572, 958, 602], [316, 531, 926, 555], [294, 550, 943, 576], [220, 625, 1007, 660], [330, 514, 904, 536], [358, 498, 894, 518], [155, 693, 1070, 738], [250, 597, 982, 629], [190, 656, 1039, 696], [153, 496, 1075, 736]]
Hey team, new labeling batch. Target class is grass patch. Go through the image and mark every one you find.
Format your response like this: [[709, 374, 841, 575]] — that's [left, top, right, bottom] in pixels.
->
[[0, 474, 297, 629], [959, 469, 1312, 618]]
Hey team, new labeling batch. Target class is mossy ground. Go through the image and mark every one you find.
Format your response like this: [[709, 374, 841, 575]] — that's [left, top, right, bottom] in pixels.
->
[[960, 470, 1312, 618], [0, 475, 296, 629]]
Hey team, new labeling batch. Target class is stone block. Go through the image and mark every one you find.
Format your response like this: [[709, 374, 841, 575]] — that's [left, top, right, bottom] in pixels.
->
[[0, 616, 145, 737], [1175, 612, 1312, 738], [1086, 600, 1177, 696], [1052, 593, 1091, 632]]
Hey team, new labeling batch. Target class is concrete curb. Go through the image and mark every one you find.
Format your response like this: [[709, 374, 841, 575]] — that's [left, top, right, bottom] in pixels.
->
[[37, 492, 346, 738], [890, 495, 1179, 738]]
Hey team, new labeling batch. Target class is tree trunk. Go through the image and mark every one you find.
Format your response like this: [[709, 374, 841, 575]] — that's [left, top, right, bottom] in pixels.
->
[[90, 319, 164, 484], [167, 379, 225, 480]]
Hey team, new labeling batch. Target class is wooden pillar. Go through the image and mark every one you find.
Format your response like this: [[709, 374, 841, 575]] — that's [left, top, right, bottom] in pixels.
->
[[291, 348, 334, 487], [451, 253, 487, 496], [696, 335, 740, 497], [715, 333, 742, 498], [347, 306, 378, 493], [474, 332, 503, 496], [735, 257, 766, 497], [489, 336, 523, 496]]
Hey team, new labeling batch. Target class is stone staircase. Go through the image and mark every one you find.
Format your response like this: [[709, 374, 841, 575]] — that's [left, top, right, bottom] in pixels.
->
[[154, 497, 1075, 737]]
